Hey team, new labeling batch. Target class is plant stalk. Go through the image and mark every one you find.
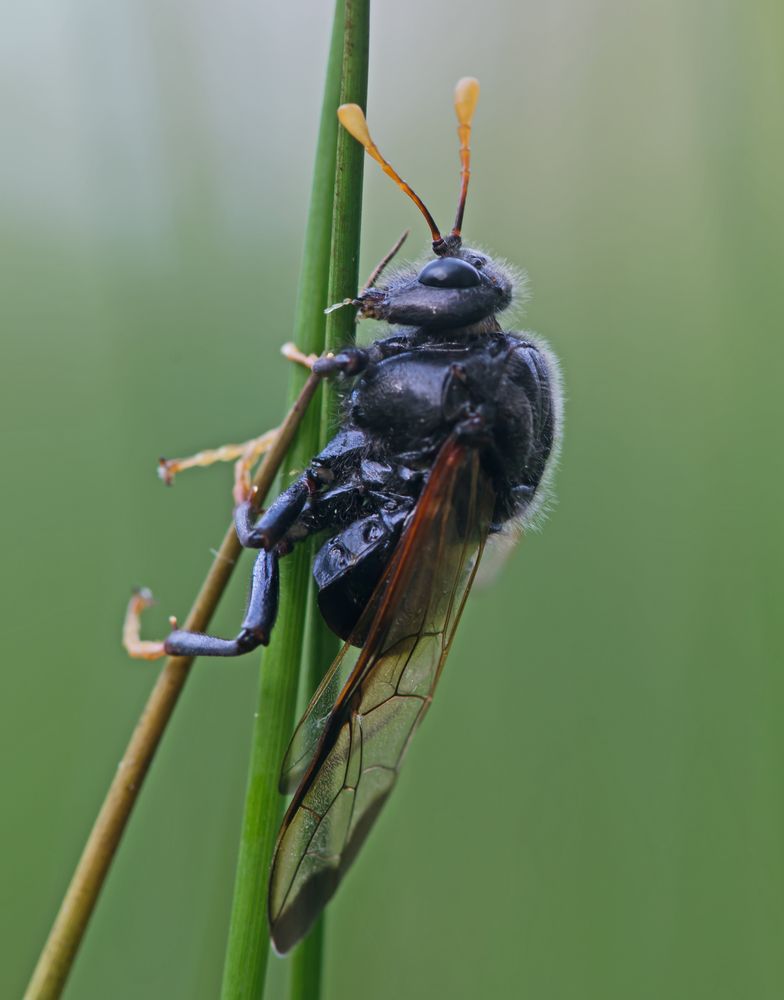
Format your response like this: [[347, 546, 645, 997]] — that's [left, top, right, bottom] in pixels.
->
[[219, 1, 369, 996], [288, 10, 371, 992], [23, 372, 320, 1000]]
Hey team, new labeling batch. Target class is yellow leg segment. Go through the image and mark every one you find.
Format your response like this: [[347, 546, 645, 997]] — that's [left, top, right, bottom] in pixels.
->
[[123, 589, 169, 661], [157, 428, 279, 487]]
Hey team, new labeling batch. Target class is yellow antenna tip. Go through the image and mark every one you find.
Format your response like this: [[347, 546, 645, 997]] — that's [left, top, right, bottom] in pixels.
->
[[454, 77, 480, 125], [337, 103, 372, 147]]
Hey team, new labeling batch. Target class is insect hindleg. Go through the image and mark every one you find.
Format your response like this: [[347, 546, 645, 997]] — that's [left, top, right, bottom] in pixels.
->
[[123, 589, 167, 660], [162, 548, 280, 657]]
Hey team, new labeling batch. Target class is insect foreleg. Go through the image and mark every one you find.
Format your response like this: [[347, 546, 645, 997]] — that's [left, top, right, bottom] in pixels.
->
[[312, 346, 373, 377]]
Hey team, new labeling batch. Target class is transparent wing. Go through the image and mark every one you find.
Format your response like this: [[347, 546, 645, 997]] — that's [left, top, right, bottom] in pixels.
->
[[269, 437, 495, 953], [278, 642, 358, 795]]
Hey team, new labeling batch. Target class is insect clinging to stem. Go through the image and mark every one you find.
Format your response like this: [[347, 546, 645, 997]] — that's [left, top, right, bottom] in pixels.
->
[[125, 77, 563, 952]]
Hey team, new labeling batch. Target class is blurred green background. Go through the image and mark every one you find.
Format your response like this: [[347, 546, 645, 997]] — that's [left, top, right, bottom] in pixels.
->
[[3, 1, 782, 998]]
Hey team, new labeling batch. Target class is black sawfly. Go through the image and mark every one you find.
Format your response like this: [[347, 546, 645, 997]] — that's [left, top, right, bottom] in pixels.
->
[[126, 78, 562, 953]]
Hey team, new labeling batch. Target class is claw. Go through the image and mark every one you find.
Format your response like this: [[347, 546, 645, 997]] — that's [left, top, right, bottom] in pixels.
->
[[130, 586, 156, 610], [157, 458, 175, 486]]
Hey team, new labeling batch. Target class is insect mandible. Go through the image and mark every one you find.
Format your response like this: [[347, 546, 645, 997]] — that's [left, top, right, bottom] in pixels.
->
[[125, 77, 563, 952]]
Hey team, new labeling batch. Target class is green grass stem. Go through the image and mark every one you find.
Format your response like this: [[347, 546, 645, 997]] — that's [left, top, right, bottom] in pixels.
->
[[289, 9, 370, 994], [219, 2, 369, 997]]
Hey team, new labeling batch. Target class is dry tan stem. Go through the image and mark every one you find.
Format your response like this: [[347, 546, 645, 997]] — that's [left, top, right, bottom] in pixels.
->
[[25, 372, 321, 1000]]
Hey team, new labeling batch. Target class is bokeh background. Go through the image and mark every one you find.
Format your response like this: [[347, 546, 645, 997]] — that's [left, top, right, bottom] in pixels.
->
[[3, 1, 782, 997]]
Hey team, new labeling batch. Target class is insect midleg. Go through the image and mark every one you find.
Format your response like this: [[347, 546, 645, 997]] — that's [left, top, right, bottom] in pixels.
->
[[234, 472, 318, 550], [157, 343, 318, 489], [157, 429, 279, 489]]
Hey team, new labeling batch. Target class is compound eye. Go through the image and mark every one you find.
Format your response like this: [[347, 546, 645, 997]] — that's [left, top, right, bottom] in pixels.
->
[[417, 257, 481, 289]]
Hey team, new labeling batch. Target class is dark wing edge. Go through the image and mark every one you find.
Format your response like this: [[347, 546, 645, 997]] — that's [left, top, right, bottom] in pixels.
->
[[268, 436, 495, 954]]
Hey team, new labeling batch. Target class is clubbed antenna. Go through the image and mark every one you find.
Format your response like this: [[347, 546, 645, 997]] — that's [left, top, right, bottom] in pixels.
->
[[451, 77, 480, 238], [337, 104, 444, 250]]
